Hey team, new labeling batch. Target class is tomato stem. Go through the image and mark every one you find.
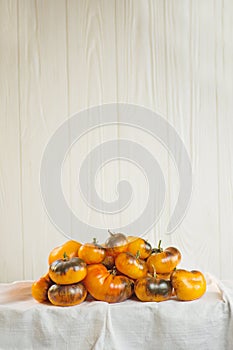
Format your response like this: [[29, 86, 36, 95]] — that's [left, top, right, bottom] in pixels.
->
[[151, 240, 163, 254], [108, 229, 114, 236], [110, 266, 117, 276], [135, 250, 140, 259], [63, 252, 68, 260], [158, 240, 163, 252], [93, 237, 98, 244]]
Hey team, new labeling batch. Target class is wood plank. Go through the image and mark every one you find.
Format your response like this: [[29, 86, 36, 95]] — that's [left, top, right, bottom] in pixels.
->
[[215, 0, 233, 279], [18, 0, 70, 279], [0, 0, 24, 282], [166, 0, 221, 276]]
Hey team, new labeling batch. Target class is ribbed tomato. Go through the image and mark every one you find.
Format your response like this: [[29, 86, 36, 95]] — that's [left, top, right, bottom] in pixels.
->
[[135, 276, 172, 302], [147, 240, 181, 274], [171, 269, 206, 301], [48, 240, 82, 265], [83, 264, 134, 303], [49, 255, 87, 285], [127, 236, 152, 259], [48, 283, 87, 306], [115, 252, 148, 279], [78, 238, 106, 264], [31, 272, 54, 303]]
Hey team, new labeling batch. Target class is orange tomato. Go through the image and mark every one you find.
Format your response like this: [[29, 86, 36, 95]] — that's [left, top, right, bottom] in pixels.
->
[[147, 240, 181, 274], [83, 264, 134, 303], [49, 255, 87, 285], [127, 236, 152, 259], [135, 276, 172, 302], [171, 269, 206, 301], [48, 240, 82, 265], [78, 239, 106, 264], [48, 283, 87, 306], [115, 252, 148, 279], [31, 272, 53, 303]]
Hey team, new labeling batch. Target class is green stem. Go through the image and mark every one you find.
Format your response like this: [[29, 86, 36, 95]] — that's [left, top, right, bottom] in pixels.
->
[[151, 240, 163, 254], [158, 239, 162, 251], [135, 250, 140, 259]]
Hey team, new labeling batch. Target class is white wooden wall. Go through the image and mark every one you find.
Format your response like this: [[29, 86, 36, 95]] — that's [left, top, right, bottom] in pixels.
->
[[0, 0, 233, 282]]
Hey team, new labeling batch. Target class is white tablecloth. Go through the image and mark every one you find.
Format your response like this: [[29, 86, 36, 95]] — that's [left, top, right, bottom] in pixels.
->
[[0, 274, 233, 350]]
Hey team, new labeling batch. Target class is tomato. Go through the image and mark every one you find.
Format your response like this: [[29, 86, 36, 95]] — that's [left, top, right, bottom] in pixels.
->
[[104, 230, 128, 257], [135, 276, 172, 302], [127, 236, 152, 259], [147, 240, 181, 274], [101, 254, 115, 270], [48, 283, 87, 306], [78, 238, 106, 264], [48, 240, 82, 265], [31, 272, 54, 303], [49, 255, 87, 285], [115, 252, 148, 279], [171, 269, 206, 301], [83, 264, 134, 303]]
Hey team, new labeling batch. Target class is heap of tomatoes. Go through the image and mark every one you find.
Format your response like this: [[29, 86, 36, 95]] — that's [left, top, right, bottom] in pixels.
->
[[32, 231, 206, 307]]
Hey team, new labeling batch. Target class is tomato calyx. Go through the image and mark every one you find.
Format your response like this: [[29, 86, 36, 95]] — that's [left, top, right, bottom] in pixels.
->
[[109, 266, 118, 276], [108, 265, 119, 276], [151, 240, 163, 254], [63, 252, 68, 261], [92, 237, 102, 246], [92, 237, 105, 249]]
